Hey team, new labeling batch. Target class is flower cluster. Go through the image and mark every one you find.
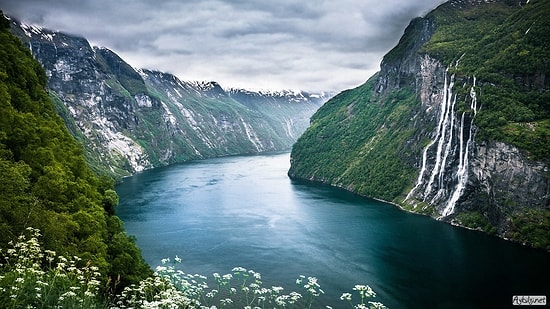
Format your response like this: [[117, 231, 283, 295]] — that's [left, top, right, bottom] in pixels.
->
[[1, 229, 387, 309], [0, 227, 103, 308], [113, 257, 387, 309], [339, 284, 387, 309], [114, 259, 322, 309]]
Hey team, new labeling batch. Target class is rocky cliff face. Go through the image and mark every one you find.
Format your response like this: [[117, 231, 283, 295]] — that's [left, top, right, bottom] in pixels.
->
[[10, 21, 327, 178], [289, 0, 550, 249], [400, 53, 549, 230], [468, 141, 549, 218]]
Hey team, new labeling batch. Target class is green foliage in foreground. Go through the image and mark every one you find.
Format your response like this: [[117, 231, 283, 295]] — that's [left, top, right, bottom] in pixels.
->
[[1, 228, 387, 309], [0, 12, 150, 290], [0, 228, 105, 308]]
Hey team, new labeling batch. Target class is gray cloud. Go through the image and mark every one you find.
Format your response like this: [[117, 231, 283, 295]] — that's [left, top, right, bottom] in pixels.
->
[[1, 0, 445, 92]]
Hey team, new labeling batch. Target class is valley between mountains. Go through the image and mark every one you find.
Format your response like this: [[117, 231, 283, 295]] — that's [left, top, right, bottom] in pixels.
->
[[7, 0, 550, 251]]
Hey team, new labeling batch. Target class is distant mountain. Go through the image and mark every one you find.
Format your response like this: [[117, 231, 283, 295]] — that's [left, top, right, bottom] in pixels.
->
[[9, 20, 329, 178], [289, 0, 550, 250]]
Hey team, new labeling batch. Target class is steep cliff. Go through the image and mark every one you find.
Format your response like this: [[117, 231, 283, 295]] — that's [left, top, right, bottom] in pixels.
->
[[289, 0, 550, 250], [10, 21, 326, 178], [0, 13, 150, 287]]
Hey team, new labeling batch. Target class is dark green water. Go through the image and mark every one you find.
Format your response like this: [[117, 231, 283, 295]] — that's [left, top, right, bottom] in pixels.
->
[[116, 152, 550, 308]]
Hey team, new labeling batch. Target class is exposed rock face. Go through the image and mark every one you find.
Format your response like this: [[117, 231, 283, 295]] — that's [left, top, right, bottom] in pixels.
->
[[378, 12, 549, 239], [289, 0, 550, 249], [13, 23, 152, 174], [400, 53, 550, 232], [384, 9, 549, 236], [467, 141, 550, 225], [10, 20, 327, 177]]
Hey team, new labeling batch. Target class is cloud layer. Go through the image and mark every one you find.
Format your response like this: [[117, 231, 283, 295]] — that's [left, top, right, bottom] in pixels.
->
[[2, 0, 445, 92]]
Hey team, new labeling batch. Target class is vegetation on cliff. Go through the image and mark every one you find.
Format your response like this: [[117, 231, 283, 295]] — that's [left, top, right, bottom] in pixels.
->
[[289, 0, 550, 250], [0, 12, 151, 291], [420, 0, 550, 161], [289, 75, 418, 202]]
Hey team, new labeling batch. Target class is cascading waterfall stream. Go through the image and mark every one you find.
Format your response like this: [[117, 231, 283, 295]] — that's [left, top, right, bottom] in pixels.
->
[[424, 73, 455, 199], [405, 70, 451, 204], [405, 71, 479, 218], [442, 77, 478, 216], [434, 94, 456, 202]]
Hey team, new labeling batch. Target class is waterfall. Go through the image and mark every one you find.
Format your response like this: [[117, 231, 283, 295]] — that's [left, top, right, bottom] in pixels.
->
[[405, 71, 451, 203], [405, 137, 433, 203], [424, 73, 455, 198], [433, 93, 456, 202], [404, 138, 432, 203], [442, 79, 478, 216], [406, 71, 479, 217]]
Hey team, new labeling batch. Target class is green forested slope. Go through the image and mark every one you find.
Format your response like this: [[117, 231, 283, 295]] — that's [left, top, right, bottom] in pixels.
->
[[289, 75, 418, 202], [289, 0, 550, 249], [0, 13, 150, 288]]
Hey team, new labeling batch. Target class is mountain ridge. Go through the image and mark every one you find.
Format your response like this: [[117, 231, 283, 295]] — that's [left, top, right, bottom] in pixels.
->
[[9, 18, 328, 178]]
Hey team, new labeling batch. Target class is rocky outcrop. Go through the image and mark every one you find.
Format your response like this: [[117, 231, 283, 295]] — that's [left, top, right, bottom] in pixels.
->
[[400, 53, 549, 235], [10, 20, 327, 178], [12, 23, 153, 175], [467, 141, 550, 223], [386, 2, 550, 239]]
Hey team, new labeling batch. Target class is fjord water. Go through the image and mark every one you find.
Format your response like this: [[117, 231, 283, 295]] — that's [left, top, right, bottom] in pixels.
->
[[116, 152, 550, 308]]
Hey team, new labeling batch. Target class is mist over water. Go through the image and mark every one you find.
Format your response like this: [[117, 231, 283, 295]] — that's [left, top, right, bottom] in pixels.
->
[[117, 152, 550, 308]]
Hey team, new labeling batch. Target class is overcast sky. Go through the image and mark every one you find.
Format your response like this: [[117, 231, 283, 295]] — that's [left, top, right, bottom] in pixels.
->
[[2, 0, 446, 92]]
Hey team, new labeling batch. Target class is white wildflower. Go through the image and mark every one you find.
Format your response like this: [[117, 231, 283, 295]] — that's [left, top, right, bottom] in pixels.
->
[[232, 266, 247, 273], [341, 292, 353, 301], [368, 301, 387, 309], [253, 272, 261, 280], [353, 284, 376, 298]]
